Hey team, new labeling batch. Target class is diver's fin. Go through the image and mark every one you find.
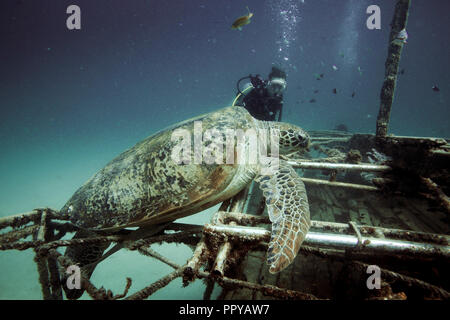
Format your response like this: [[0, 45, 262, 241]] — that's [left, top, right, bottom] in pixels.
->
[[255, 160, 310, 273]]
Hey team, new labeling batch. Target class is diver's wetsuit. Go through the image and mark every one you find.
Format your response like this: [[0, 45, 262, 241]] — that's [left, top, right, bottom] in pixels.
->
[[235, 87, 283, 121]]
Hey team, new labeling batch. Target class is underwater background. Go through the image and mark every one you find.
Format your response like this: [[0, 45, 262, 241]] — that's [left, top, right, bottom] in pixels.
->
[[0, 0, 448, 299]]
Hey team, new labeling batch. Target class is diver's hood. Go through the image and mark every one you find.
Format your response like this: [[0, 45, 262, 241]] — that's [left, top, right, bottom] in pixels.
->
[[267, 77, 286, 96]]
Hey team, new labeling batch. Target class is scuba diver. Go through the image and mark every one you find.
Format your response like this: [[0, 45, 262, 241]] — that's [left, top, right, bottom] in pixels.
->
[[233, 66, 287, 121]]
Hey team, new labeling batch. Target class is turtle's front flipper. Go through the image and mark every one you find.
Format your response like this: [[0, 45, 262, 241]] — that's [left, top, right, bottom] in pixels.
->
[[255, 160, 310, 273]]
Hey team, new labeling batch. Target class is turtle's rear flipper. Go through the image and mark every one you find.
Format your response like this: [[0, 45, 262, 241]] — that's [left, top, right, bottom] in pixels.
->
[[62, 229, 111, 300], [83, 222, 172, 268], [256, 160, 310, 274], [62, 223, 170, 299]]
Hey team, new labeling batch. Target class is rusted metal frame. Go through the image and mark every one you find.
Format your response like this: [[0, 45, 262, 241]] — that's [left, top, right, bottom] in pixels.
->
[[176, 204, 230, 280], [123, 261, 319, 300], [291, 156, 346, 163], [376, 0, 411, 137], [34, 210, 53, 300], [0, 209, 44, 230], [203, 224, 450, 260], [186, 237, 208, 273], [44, 248, 132, 300], [203, 189, 248, 275], [195, 269, 319, 300], [5, 227, 200, 253], [308, 130, 353, 138], [301, 177, 379, 192], [351, 260, 450, 300], [295, 245, 450, 299], [191, 188, 253, 298], [26, 209, 62, 300], [150, 246, 320, 300], [306, 220, 449, 246], [137, 246, 181, 270], [183, 215, 449, 248], [126, 267, 185, 300], [3, 217, 445, 254], [312, 137, 351, 142], [420, 176, 450, 214], [213, 211, 270, 226], [0, 208, 74, 254], [0, 208, 67, 230], [212, 241, 232, 277], [125, 229, 203, 250], [287, 160, 391, 172], [349, 221, 363, 248], [0, 224, 39, 243]]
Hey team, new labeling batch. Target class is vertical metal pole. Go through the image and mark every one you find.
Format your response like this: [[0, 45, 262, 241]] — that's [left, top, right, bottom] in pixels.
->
[[376, 0, 411, 137]]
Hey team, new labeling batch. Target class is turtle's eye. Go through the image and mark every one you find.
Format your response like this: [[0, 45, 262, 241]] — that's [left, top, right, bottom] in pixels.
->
[[296, 131, 310, 149]]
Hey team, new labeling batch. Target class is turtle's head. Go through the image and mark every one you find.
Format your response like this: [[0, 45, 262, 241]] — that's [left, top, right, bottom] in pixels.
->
[[276, 123, 310, 154]]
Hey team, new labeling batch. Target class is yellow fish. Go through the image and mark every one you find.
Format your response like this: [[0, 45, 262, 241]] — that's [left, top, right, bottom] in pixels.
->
[[231, 6, 253, 30]]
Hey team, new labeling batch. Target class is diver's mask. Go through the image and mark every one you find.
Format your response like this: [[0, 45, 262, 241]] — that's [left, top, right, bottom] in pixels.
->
[[267, 77, 287, 97]]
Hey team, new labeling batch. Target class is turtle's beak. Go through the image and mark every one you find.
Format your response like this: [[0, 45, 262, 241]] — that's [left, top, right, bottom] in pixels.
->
[[299, 131, 311, 150]]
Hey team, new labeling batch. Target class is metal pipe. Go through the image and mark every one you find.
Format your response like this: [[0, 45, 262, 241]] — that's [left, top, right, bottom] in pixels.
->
[[376, 0, 411, 136], [179, 220, 449, 247], [311, 137, 350, 141], [195, 269, 319, 300], [186, 239, 207, 272], [301, 177, 379, 192], [0, 208, 64, 230], [287, 160, 391, 172], [212, 241, 232, 277], [204, 224, 269, 241], [308, 130, 353, 137], [204, 224, 450, 258]]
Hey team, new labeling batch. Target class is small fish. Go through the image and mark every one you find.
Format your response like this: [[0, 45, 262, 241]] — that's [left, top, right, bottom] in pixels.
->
[[399, 68, 405, 75], [313, 90, 319, 94], [314, 73, 324, 80], [432, 85, 440, 92], [351, 91, 356, 98], [309, 98, 316, 103], [231, 7, 253, 31], [332, 88, 337, 94], [332, 65, 338, 71]]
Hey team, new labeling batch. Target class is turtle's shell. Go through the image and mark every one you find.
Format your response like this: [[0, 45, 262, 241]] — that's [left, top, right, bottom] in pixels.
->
[[62, 106, 257, 230]]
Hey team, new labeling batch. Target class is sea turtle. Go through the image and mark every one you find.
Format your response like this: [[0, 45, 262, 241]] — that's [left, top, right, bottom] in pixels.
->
[[61, 106, 311, 299]]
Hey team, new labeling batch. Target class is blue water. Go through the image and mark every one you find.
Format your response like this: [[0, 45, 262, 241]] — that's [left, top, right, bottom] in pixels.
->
[[0, 0, 449, 299]]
